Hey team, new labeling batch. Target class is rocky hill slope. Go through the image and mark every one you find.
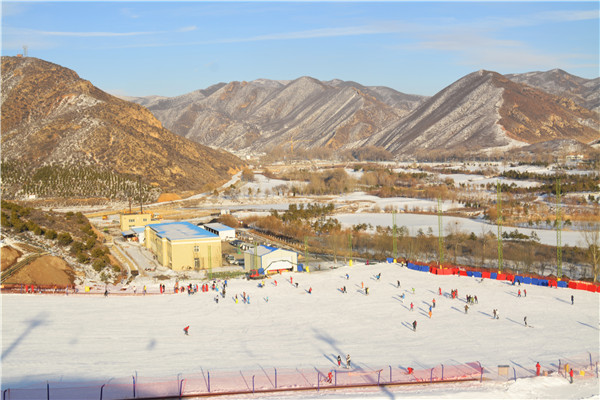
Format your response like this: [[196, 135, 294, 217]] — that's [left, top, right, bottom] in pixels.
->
[[1, 56, 244, 199], [131, 71, 599, 158], [506, 69, 600, 114], [127, 77, 425, 156], [365, 70, 599, 156]]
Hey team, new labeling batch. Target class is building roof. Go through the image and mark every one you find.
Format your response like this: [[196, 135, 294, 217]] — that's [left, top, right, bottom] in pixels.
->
[[203, 222, 235, 232], [244, 245, 295, 257], [147, 221, 218, 241]]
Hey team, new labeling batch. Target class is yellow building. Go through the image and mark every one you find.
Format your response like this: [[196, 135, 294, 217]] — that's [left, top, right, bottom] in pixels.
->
[[120, 212, 154, 231], [144, 221, 222, 271]]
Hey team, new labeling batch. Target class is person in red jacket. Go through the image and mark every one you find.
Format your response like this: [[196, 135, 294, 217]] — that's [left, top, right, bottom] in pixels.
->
[[536, 362, 541, 376], [569, 368, 574, 383], [183, 326, 189, 335]]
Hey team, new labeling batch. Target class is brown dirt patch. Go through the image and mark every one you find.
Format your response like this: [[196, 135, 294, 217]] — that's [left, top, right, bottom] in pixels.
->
[[1, 246, 22, 272], [157, 193, 182, 202], [8, 255, 75, 286]]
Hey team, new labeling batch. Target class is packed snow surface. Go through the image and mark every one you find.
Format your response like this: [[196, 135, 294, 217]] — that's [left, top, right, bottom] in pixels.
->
[[1, 262, 599, 399]]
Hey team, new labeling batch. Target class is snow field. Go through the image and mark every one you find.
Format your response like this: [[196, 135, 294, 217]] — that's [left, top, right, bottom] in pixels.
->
[[1, 262, 599, 398]]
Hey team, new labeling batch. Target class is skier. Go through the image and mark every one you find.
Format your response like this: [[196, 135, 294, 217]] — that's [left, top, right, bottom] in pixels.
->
[[518, 289, 521, 297], [407, 367, 414, 374], [536, 362, 541, 376], [410, 302, 414, 311], [308, 287, 312, 294], [524, 289, 527, 297], [104, 288, 109, 297], [569, 368, 574, 384], [464, 304, 469, 314], [183, 326, 189, 335], [376, 273, 381, 280], [346, 273, 350, 280], [214, 295, 219, 304], [432, 299, 436, 308], [428, 310, 432, 319], [365, 287, 369, 295], [474, 295, 478, 304], [493, 309, 497, 319], [439, 287, 442, 295], [412, 320, 417, 331], [295, 283, 299, 288], [327, 371, 333, 383], [346, 354, 351, 369], [290, 276, 293, 285], [571, 295, 574, 305], [337, 355, 342, 367], [397, 280, 400, 288], [411, 288, 415, 294], [524, 316, 528, 327], [343, 286, 346, 293]]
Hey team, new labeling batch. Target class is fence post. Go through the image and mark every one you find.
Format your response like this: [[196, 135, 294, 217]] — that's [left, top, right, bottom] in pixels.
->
[[3, 389, 7, 400], [589, 352, 593, 369], [477, 361, 483, 382], [430, 368, 434, 382], [252, 375, 255, 393], [207, 371, 210, 393], [317, 372, 320, 392], [100, 384, 105, 400], [442, 364, 444, 380], [513, 367, 517, 381], [47, 381, 49, 400], [132, 375, 136, 398], [334, 370, 337, 386], [389, 365, 392, 383], [179, 378, 185, 398], [274, 367, 277, 389]]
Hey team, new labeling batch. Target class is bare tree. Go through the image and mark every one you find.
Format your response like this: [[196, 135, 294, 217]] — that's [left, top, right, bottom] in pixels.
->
[[581, 222, 600, 282]]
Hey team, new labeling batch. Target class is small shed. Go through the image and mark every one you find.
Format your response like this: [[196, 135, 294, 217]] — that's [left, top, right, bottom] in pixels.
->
[[244, 245, 297, 273]]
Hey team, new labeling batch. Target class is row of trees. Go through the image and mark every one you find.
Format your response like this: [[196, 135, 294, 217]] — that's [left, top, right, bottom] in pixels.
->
[[1, 162, 161, 203], [242, 205, 599, 281]]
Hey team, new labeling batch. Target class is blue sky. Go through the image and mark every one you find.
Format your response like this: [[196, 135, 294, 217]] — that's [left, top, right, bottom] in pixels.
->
[[2, 1, 598, 97]]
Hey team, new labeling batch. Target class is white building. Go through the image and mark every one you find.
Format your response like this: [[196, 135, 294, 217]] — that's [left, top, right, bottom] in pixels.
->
[[201, 223, 236, 241], [244, 245, 298, 273]]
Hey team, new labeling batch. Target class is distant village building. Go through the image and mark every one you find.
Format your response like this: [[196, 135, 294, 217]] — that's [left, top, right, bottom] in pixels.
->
[[244, 245, 297, 273], [202, 222, 236, 241], [119, 212, 156, 231], [145, 221, 222, 271]]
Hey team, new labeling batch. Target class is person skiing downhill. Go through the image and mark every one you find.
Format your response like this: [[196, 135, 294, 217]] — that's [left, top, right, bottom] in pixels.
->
[[183, 326, 189, 335], [524, 316, 528, 327], [346, 354, 351, 369], [410, 302, 414, 311], [412, 320, 417, 331], [337, 355, 342, 367]]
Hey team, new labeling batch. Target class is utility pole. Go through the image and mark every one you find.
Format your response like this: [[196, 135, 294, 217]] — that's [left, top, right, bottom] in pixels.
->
[[556, 179, 562, 279], [497, 181, 504, 272], [304, 236, 309, 271], [438, 197, 444, 266], [348, 233, 353, 266], [392, 210, 398, 260]]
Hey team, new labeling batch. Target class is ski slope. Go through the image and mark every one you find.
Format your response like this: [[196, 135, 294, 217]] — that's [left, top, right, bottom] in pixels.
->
[[1, 262, 599, 398]]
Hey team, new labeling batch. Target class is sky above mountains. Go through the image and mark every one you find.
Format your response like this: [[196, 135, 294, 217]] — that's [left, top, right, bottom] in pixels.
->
[[2, 1, 598, 97]]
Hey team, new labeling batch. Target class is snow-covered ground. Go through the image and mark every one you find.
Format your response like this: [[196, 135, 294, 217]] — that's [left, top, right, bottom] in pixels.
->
[[2, 262, 598, 398]]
